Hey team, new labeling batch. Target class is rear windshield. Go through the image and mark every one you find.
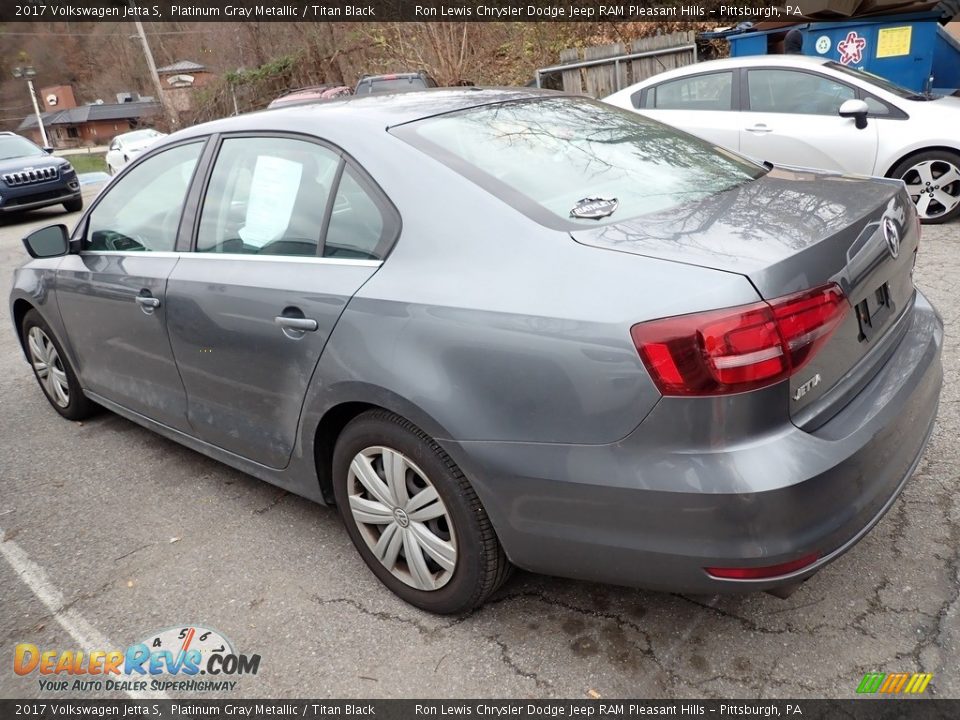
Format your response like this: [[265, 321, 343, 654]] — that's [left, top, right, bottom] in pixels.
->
[[393, 97, 766, 228], [357, 77, 427, 95], [825, 62, 936, 100], [0, 135, 44, 160]]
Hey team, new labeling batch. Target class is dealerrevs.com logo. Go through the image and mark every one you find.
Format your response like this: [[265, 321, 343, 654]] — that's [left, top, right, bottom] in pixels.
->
[[14, 625, 261, 693]]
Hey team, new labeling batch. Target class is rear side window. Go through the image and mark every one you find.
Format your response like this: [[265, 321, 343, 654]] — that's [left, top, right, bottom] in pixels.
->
[[394, 97, 765, 228], [651, 72, 733, 111], [196, 136, 340, 257], [195, 135, 398, 260], [324, 166, 394, 260], [747, 69, 855, 115]]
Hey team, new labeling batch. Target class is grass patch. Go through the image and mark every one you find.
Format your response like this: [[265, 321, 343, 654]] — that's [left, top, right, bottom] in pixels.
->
[[62, 153, 106, 174]]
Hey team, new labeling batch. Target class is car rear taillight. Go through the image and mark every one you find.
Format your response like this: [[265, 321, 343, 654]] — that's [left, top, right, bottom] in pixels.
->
[[631, 283, 847, 396]]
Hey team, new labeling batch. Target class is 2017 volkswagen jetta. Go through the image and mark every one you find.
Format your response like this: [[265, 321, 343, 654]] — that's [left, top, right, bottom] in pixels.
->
[[10, 89, 942, 613]]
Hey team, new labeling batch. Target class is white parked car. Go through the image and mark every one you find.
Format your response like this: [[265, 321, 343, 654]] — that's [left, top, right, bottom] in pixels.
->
[[105, 129, 167, 175], [605, 55, 960, 223]]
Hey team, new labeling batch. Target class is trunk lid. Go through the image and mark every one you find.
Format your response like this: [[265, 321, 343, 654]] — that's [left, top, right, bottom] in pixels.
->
[[571, 167, 919, 428]]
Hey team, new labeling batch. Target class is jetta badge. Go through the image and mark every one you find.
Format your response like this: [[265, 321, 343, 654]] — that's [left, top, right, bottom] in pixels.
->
[[793, 373, 822, 401], [881, 216, 900, 259]]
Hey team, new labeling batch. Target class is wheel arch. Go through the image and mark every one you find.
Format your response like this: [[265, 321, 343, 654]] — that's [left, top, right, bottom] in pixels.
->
[[11, 298, 36, 360], [883, 145, 960, 178], [310, 390, 459, 505]]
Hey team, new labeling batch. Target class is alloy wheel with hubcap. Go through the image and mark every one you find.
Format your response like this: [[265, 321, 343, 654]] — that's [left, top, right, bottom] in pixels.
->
[[332, 409, 512, 614], [27, 326, 70, 408], [347, 446, 457, 591], [896, 153, 960, 223], [21, 309, 95, 421]]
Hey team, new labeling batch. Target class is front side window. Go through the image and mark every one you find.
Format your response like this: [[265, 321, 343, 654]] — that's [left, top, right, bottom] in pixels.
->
[[197, 137, 340, 257], [85, 142, 202, 252], [652, 72, 733, 111], [748, 69, 855, 115], [395, 97, 765, 227]]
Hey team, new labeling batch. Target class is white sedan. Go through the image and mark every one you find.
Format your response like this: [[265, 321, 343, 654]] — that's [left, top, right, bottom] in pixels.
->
[[105, 129, 167, 175], [604, 55, 960, 223]]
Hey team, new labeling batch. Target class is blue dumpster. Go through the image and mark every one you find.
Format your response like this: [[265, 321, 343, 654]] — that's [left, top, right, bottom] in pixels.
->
[[713, 12, 960, 93]]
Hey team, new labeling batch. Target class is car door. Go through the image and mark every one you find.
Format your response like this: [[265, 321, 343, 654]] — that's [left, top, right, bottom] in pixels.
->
[[56, 140, 206, 431], [638, 70, 741, 151], [739, 68, 879, 174], [164, 134, 398, 469]]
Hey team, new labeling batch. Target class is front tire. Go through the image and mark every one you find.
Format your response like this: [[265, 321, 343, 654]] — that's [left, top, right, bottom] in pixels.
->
[[63, 197, 83, 213], [21, 309, 95, 421], [891, 150, 960, 224], [332, 410, 511, 614]]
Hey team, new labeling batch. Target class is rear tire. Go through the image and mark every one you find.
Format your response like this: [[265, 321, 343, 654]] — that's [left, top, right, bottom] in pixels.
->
[[63, 197, 83, 213], [332, 409, 512, 614], [21, 309, 95, 421], [890, 150, 960, 224]]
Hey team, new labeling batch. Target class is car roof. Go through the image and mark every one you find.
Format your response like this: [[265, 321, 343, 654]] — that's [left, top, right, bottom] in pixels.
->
[[176, 87, 561, 139]]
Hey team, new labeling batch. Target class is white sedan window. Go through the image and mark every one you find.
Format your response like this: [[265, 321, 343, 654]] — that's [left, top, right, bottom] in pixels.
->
[[652, 72, 733, 111], [748, 70, 855, 116]]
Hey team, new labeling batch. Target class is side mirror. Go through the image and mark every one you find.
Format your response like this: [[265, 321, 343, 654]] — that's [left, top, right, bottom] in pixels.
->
[[839, 99, 869, 130], [23, 224, 70, 259], [43, 146, 54, 154]]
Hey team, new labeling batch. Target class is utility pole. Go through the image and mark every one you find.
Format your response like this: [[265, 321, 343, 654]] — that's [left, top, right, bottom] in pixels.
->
[[12, 67, 49, 147], [129, 2, 178, 128]]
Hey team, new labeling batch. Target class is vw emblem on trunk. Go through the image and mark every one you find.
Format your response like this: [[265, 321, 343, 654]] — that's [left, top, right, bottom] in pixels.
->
[[882, 217, 900, 259]]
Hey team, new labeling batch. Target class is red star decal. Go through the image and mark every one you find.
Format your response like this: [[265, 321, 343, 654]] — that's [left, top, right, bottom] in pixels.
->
[[838, 31, 866, 65]]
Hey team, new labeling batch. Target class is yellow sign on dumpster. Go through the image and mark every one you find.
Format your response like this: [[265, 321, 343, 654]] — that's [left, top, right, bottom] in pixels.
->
[[876, 26, 912, 58]]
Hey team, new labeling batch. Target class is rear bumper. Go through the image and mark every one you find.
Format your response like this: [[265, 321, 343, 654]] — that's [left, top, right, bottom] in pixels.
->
[[445, 291, 943, 593]]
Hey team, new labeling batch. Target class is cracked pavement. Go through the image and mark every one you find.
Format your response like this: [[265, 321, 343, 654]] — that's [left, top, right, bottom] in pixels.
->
[[1, 189, 958, 700]]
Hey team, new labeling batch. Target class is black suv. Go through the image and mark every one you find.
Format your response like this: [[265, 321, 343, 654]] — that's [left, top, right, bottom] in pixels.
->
[[0, 133, 82, 215], [354, 72, 438, 95]]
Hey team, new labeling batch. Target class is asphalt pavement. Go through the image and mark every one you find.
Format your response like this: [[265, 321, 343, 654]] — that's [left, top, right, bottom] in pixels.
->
[[1, 188, 958, 699]]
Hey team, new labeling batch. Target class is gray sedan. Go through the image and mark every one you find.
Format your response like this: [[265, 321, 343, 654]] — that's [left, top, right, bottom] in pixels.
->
[[9, 89, 943, 614]]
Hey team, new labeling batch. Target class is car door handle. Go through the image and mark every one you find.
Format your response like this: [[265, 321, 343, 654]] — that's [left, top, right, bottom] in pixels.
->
[[135, 296, 160, 308], [745, 124, 773, 134], [274, 316, 318, 332]]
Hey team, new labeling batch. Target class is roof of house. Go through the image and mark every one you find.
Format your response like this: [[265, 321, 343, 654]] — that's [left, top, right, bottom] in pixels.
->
[[156, 60, 207, 74], [17, 101, 161, 131]]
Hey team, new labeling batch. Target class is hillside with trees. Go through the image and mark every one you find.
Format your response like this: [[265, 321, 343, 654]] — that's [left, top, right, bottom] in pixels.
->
[[0, 20, 712, 131]]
